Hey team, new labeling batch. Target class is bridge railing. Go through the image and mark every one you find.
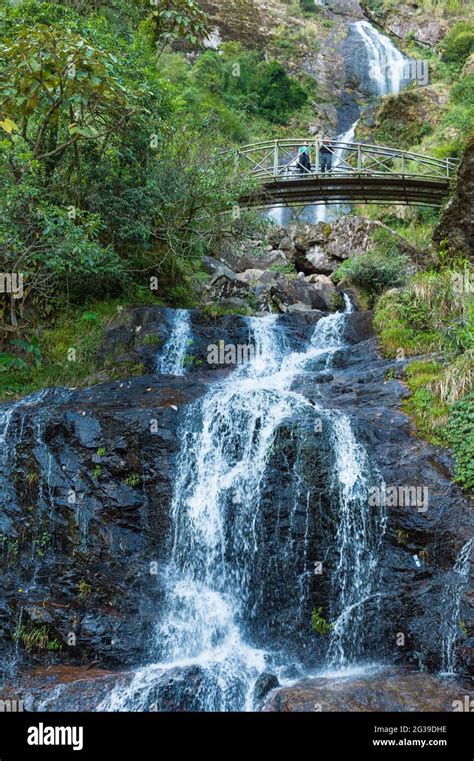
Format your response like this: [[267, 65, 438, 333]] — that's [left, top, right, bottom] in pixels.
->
[[234, 139, 458, 182]]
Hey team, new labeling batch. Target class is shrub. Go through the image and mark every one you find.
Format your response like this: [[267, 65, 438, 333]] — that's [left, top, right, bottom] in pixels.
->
[[333, 250, 409, 305], [441, 22, 474, 66], [374, 269, 471, 357], [299, 0, 320, 14], [311, 606, 333, 635], [446, 394, 474, 490]]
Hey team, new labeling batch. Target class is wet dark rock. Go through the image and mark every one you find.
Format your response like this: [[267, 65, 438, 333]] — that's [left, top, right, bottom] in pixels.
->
[[263, 668, 473, 712], [0, 306, 472, 703], [252, 673, 280, 708], [141, 666, 214, 712]]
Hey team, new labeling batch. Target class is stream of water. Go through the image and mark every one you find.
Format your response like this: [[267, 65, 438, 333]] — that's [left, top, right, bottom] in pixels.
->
[[157, 309, 191, 376]]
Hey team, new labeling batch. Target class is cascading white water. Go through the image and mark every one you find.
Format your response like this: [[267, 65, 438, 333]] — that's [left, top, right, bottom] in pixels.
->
[[157, 309, 191, 376], [326, 414, 387, 667], [100, 299, 378, 711], [440, 539, 472, 675], [353, 20, 406, 96]]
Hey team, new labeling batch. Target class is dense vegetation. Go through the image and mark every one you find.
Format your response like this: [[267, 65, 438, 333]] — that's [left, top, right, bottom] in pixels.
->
[[353, 2, 474, 490], [0, 0, 314, 395]]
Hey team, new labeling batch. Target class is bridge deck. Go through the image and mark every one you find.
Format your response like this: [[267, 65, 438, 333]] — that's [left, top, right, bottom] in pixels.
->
[[241, 173, 451, 208]]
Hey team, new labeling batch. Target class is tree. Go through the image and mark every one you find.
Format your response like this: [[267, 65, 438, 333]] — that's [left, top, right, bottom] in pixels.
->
[[149, 0, 210, 59], [0, 25, 133, 179]]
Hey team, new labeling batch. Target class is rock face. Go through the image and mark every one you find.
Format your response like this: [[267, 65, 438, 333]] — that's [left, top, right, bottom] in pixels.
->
[[210, 216, 421, 299], [263, 668, 473, 712], [433, 136, 474, 261], [360, 1, 451, 46]]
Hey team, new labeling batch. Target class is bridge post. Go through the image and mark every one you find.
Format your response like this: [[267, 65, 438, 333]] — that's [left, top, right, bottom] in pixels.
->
[[401, 153, 405, 175], [273, 140, 279, 177], [357, 145, 362, 172], [315, 139, 320, 175]]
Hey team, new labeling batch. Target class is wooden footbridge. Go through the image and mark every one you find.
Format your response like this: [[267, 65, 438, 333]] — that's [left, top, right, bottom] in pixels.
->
[[234, 139, 458, 208]]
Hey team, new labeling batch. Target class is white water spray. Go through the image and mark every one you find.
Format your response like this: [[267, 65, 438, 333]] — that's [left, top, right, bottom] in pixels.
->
[[353, 20, 406, 96], [157, 309, 191, 376]]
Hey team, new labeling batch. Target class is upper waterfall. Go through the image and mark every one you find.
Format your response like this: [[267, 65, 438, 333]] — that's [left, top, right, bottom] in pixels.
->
[[352, 20, 407, 96]]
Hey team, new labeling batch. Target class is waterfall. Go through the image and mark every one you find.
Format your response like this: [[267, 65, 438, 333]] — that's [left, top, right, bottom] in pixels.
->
[[157, 309, 191, 376], [440, 540, 472, 675], [352, 20, 406, 96], [100, 298, 382, 711], [326, 414, 386, 667]]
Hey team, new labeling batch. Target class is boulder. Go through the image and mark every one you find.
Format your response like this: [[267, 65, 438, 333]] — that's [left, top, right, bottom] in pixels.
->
[[263, 668, 473, 712], [201, 255, 236, 280], [293, 222, 329, 252], [238, 248, 289, 272], [252, 673, 280, 709], [279, 237, 296, 256], [305, 274, 337, 306], [285, 216, 422, 275], [212, 238, 289, 273], [235, 269, 277, 285], [296, 244, 335, 275], [206, 273, 249, 304], [270, 277, 335, 312]]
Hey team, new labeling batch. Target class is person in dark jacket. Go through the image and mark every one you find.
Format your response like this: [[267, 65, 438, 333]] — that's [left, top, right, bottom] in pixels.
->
[[297, 145, 311, 173], [320, 139, 333, 173]]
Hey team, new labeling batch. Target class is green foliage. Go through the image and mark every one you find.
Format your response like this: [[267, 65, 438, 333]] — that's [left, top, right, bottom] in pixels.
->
[[0, 1, 252, 340], [311, 606, 333, 635], [91, 464, 102, 479], [375, 268, 473, 490], [333, 249, 408, 305], [446, 394, 474, 490], [402, 369, 449, 445], [0, 534, 19, 556], [34, 529, 50, 558], [396, 529, 409, 546], [300, 0, 320, 13], [0, 24, 132, 158], [124, 472, 140, 487], [268, 262, 296, 275], [150, 0, 210, 57], [372, 92, 433, 149], [183, 353, 203, 367], [254, 61, 307, 123], [189, 44, 307, 126], [77, 578, 92, 598], [441, 22, 474, 66], [374, 269, 471, 357], [141, 333, 161, 346], [13, 622, 62, 652]]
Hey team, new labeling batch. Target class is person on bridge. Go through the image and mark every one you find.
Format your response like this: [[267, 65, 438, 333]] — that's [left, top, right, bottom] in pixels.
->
[[297, 145, 311, 173], [320, 139, 333, 173]]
